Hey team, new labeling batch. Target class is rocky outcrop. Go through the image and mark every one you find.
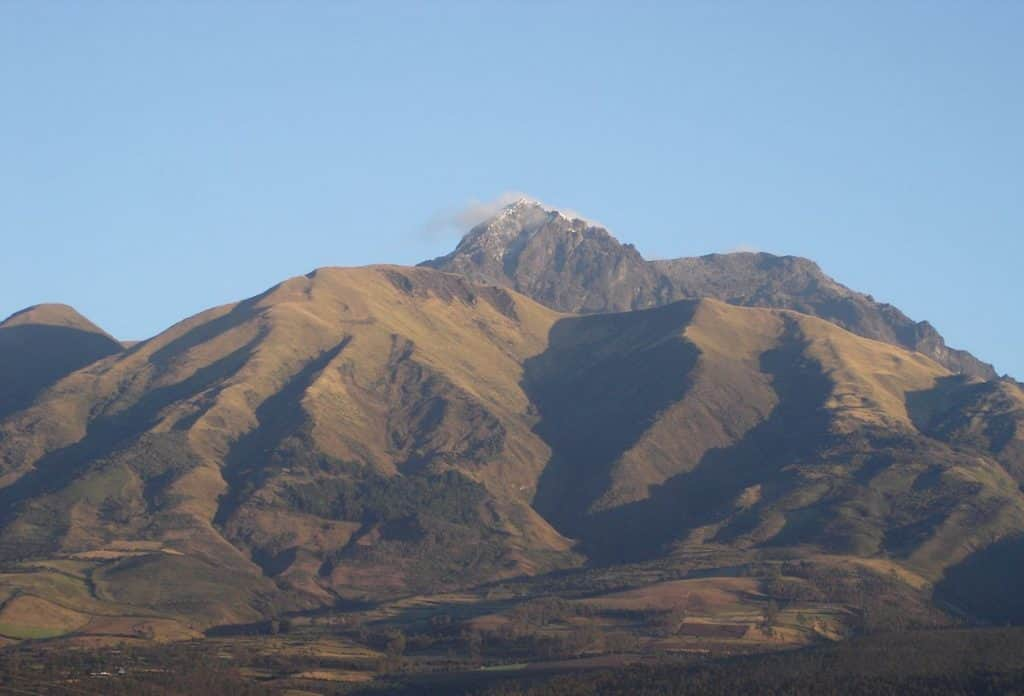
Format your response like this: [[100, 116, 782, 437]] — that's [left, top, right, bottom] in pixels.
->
[[423, 199, 996, 379]]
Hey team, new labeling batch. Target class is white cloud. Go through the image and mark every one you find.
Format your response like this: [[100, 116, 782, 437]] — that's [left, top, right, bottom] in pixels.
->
[[419, 191, 599, 242], [420, 191, 531, 242], [726, 244, 760, 254]]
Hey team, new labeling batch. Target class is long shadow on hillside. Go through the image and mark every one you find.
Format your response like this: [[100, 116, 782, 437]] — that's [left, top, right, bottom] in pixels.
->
[[213, 337, 352, 529], [0, 324, 123, 421], [907, 375, 1019, 455], [577, 316, 834, 564], [906, 375, 975, 433], [0, 332, 265, 535], [522, 301, 701, 538], [935, 534, 1024, 624], [143, 293, 268, 366]]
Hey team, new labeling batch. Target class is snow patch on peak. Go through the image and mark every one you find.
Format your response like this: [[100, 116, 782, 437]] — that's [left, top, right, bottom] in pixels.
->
[[428, 193, 604, 262], [497, 197, 543, 216], [496, 197, 592, 226]]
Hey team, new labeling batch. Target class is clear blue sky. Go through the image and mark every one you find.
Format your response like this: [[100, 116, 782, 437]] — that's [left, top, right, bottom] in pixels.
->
[[2, 3, 1021, 377]]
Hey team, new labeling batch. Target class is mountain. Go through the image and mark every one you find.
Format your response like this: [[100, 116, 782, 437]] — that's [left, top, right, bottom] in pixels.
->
[[0, 304, 123, 421], [422, 199, 996, 380], [0, 267, 577, 628], [523, 297, 1024, 572], [0, 265, 1021, 641]]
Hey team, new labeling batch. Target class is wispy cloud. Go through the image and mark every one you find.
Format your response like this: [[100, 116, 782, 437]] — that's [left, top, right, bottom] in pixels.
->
[[420, 191, 531, 241], [726, 244, 760, 254], [419, 192, 598, 242]]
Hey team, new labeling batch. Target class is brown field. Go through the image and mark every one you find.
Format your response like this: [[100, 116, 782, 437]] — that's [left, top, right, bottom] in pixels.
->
[[290, 669, 375, 683], [583, 577, 761, 613], [0, 595, 90, 639], [78, 615, 199, 642]]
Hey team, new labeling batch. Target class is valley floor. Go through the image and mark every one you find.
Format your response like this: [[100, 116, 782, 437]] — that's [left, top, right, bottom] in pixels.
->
[[2, 627, 1024, 695], [0, 549, 1002, 695]]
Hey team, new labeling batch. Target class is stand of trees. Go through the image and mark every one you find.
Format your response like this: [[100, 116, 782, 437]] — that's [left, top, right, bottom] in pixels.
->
[[479, 627, 1024, 696]]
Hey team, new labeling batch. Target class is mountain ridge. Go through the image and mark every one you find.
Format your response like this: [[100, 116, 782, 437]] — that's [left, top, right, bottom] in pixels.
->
[[0, 264, 1021, 640], [0, 303, 123, 422], [422, 200, 996, 380]]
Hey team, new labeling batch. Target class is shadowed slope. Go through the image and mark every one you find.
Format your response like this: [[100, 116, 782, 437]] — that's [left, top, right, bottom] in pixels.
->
[[654, 253, 994, 379], [521, 298, 1024, 574], [935, 534, 1024, 623], [908, 376, 1024, 483], [577, 316, 833, 563], [0, 266, 576, 618], [523, 301, 700, 533], [0, 304, 123, 420], [0, 266, 1021, 633], [424, 200, 995, 379], [212, 337, 353, 528]]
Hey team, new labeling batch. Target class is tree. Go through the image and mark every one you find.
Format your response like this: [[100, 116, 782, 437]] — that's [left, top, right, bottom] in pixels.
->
[[378, 630, 407, 673], [662, 604, 688, 636], [386, 630, 406, 659], [687, 593, 710, 614], [464, 630, 484, 665], [763, 599, 780, 632]]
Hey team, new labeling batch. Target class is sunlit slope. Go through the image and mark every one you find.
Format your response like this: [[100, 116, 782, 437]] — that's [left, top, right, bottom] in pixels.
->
[[909, 376, 1024, 481], [0, 268, 1021, 633], [524, 298, 1024, 576], [425, 199, 996, 379], [0, 303, 123, 422], [0, 267, 574, 621]]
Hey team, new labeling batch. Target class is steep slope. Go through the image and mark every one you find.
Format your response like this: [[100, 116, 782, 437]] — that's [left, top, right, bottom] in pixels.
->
[[523, 300, 1024, 577], [0, 267, 575, 626], [424, 199, 662, 313], [0, 304, 123, 420], [653, 253, 992, 379], [0, 265, 1020, 635], [916, 377, 1024, 623], [422, 199, 996, 379], [908, 376, 1024, 483]]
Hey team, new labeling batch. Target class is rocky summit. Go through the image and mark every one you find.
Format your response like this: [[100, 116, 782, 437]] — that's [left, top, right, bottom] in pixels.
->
[[423, 199, 995, 379]]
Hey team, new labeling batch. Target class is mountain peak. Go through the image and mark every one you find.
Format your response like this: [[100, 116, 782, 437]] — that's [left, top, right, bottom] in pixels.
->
[[1, 303, 110, 335], [459, 197, 601, 243], [430, 197, 620, 277], [423, 202, 996, 380], [494, 196, 587, 222], [463, 197, 593, 242], [420, 198, 643, 313], [0, 303, 123, 421], [502, 196, 543, 211]]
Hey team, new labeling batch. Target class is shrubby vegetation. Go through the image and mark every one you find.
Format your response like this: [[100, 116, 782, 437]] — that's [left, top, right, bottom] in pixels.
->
[[283, 468, 487, 527], [935, 534, 1024, 624], [760, 560, 950, 632], [477, 628, 1024, 696], [278, 463, 517, 591], [0, 642, 274, 696]]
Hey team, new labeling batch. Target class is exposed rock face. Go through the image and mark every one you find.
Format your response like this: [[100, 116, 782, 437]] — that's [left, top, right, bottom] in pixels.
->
[[422, 200, 996, 380], [425, 200, 662, 314]]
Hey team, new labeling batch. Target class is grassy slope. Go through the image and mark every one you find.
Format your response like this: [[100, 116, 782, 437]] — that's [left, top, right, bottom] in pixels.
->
[[0, 267, 577, 627], [0, 266, 1020, 636], [0, 304, 123, 424], [523, 298, 1024, 578]]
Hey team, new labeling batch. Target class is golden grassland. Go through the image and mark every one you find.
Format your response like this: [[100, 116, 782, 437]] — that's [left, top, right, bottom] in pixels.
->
[[0, 265, 1020, 646]]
